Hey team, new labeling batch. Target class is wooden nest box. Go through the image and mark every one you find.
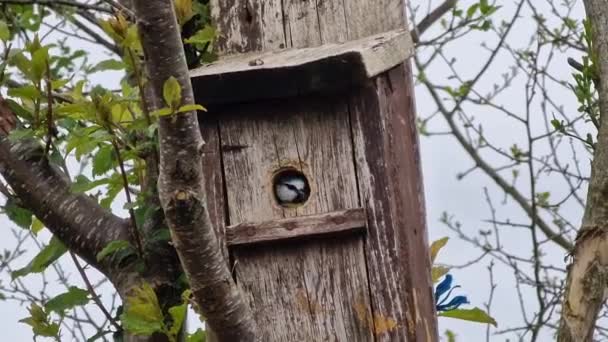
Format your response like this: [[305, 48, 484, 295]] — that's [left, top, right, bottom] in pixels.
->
[[190, 2, 437, 340]]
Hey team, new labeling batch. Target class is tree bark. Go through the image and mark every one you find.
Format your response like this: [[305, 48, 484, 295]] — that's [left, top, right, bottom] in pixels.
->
[[132, 1, 258, 341], [0, 99, 131, 271], [558, 1, 608, 341]]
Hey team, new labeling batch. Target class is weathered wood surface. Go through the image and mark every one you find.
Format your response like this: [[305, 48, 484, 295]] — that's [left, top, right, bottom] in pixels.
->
[[226, 208, 367, 246], [210, 0, 406, 53], [199, 115, 228, 259], [203, 0, 438, 341], [190, 29, 413, 104], [219, 96, 373, 341], [349, 64, 437, 341]]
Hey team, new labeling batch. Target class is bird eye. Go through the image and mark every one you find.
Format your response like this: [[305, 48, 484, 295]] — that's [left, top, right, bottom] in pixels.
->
[[272, 167, 311, 207]]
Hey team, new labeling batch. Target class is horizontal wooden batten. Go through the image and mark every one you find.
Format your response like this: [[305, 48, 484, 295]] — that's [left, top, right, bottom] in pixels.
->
[[190, 29, 413, 105], [226, 208, 367, 247]]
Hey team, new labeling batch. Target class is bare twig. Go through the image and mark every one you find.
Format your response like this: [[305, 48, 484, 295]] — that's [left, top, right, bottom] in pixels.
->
[[411, 0, 458, 43], [69, 252, 122, 332]]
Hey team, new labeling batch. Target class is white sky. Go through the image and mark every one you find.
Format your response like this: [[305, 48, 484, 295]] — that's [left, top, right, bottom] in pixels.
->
[[0, 1, 591, 341]]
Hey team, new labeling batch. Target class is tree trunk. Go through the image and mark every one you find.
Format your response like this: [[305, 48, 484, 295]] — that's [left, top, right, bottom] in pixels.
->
[[558, 1, 608, 341], [131, 0, 258, 340]]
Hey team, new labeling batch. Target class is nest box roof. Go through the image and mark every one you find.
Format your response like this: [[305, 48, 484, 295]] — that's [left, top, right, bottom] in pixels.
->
[[190, 29, 414, 105]]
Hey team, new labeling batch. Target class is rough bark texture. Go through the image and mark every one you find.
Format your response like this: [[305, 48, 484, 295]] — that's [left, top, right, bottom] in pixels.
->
[[0, 99, 180, 342], [558, 1, 608, 341], [0, 99, 131, 271], [132, 0, 257, 341], [0, 139, 131, 266]]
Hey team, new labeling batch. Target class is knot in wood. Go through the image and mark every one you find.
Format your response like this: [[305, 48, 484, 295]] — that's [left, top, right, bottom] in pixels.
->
[[331, 216, 346, 225], [248, 58, 264, 66], [175, 190, 189, 201], [284, 222, 297, 231]]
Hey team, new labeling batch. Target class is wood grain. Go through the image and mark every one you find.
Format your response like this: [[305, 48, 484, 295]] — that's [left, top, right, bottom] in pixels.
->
[[210, 0, 286, 54], [219, 96, 373, 341], [199, 114, 228, 258], [349, 64, 438, 341], [226, 208, 366, 246], [190, 29, 413, 104], [203, 1, 438, 341]]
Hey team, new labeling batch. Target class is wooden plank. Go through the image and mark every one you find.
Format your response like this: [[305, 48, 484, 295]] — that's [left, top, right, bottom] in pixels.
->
[[283, 0, 322, 48], [226, 208, 366, 246], [349, 64, 438, 341], [343, 0, 406, 40], [219, 96, 374, 341], [210, 0, 285, 54], [204, 1, 438, 341], [190, 29, 413, 104], [198, 114, 228, 259], [311, 0, 348, 44]]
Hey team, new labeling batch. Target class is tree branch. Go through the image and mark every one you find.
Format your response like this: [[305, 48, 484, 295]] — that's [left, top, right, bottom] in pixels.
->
[[558, 1, 608, 340], [414, 55, 573, 251], [0, 97, 131, 270], [0, 0, 113, 14], [132, 0, 258, 340], [411, 0, 458, 43], [69, 12, 121, 55], [70, 251, 122, 332]]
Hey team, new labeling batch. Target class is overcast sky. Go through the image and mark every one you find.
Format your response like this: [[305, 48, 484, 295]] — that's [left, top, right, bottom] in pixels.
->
[[0, 1, 591, 341]]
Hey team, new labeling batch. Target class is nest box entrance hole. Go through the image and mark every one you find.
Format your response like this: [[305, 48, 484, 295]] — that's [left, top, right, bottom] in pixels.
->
[[272, 167, 311, 208]]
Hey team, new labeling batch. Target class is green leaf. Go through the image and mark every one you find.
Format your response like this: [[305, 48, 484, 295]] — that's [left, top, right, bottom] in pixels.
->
[[147, 228, 171, 245], [5, 199, 33, 229], [466, 4, 479, 18], [123, 25, 142, 52], [168, 301, 188, 339], [6, 99, 34, 120], [0, 20, 10, 41], [432, 266, 450, 283], [186, 329, 206, 342], [45, 286, 90, 314], [9, 50, 32, 79], [31, 217, 45, 235], [430, 237, 449, 263], [120, 283, 165, 336], [444, 330, 456, 342], [56, 102, 93, 120], [12, 236, 67, 279], [93, 145, 114, 176], [151, 107, 174, 117], [100, 183, 122, 209], [177, 104, 207, 113], [184, 26, 216, 45], [550, 119, 565, 133], [163, 76, 182, 110], [439, 307, 497, 326], [19, 303, 60, 338], [96, 240, 133, 262], [8, 85, 41, 100], [51, 79, 69, 90], [479, 0, 491, 14], [71, 175, 110, 193], [31, 47, 49, 81], [91, 59, 125, 72]]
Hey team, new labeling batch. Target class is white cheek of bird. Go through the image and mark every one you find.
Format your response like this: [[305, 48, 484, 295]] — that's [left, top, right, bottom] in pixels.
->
[[273, 172, 310, 206]]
